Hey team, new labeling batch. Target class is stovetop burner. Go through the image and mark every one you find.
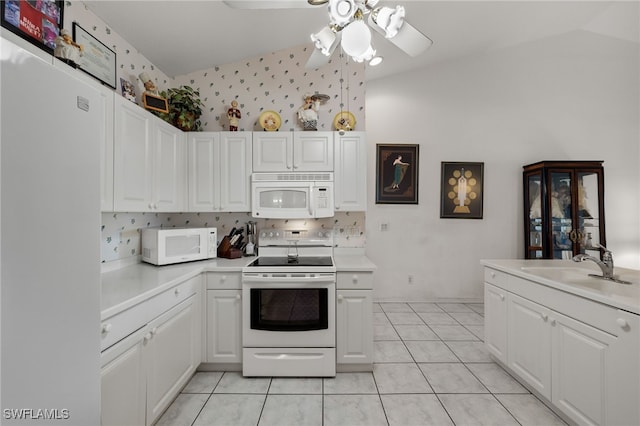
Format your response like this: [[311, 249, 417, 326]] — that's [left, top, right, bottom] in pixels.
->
[[247, 256, 333, 267]]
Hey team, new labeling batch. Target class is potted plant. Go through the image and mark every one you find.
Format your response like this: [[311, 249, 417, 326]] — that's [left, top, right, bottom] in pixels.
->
[[158, 85, 204, 131]]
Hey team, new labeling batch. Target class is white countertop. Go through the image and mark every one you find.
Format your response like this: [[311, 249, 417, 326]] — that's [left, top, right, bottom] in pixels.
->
[[101, 254, 376, 320], [482, 259, 640, 315]]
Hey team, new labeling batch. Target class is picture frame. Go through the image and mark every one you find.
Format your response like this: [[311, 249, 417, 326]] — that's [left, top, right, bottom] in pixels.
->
[[376, 144, 419, 204], [440, 162, 484, 219], [120, 78, 137, 104], [1, 0, 64, 55], [142, 93, 169, 114], [72, 22, 116, 89]]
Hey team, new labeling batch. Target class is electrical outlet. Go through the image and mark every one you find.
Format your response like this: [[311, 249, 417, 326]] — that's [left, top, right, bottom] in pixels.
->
[[408, 274, 414, 284], [380, 222, 389, 232]]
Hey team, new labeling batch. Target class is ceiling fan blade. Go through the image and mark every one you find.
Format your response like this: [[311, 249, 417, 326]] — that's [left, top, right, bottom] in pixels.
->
[[305, 46, 333, 69], [223, 0, 314, 9], [385, 21, 433, 57]]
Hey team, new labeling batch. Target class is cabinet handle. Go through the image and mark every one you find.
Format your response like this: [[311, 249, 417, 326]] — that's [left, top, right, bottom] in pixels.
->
[[337, 295, 344, 301], [101, 323, 112, 334], [541, 313, 548, 322], [174, 288, 181, 296], [490, 272, 496, 279], [293, 165, 298, 170], [148, 203, 153, 210], [221, 275, 227, 282], [236, 294, 241, 300], [143, 332, 153, 343], [617, 318, 629, 328], [150, 327, 157, 336], [352, 275, 358, 283], [499, 294, 505, 301], [550, 319, 556, 326]]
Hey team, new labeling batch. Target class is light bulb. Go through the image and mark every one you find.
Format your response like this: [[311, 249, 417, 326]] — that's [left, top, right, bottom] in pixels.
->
[[341, 20, 372, 58]]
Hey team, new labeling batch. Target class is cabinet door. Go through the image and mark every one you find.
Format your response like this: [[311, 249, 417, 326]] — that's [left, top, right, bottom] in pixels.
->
[[188, 132, 220, 211], [206, 290, 242, 363], [253, 132, 292, 172], [100, 87, 115, 212], [336, 290, 373, 365], [484, 283, 508, 364], [219, 132, 252, 211], [294, 132, 333, 171], [146, 297, 198, 425], [334, 132, 366, 211], [551, 311, 621, 426], [114, 97, 152, 211], [507, 293, 552, 399], [101, 328, 146, 426], [153, 120, 186, 212]]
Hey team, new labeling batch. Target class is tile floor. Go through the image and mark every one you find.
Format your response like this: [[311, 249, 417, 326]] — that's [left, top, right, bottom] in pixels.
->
[[155, 302, 567, 426]]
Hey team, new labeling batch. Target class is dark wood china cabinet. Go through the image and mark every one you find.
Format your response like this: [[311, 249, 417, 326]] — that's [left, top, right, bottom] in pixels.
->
[[523, 161, 605, 260]]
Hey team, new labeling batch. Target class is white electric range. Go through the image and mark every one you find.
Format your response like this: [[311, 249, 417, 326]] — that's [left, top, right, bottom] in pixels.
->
[[241, 228, 336, 377]]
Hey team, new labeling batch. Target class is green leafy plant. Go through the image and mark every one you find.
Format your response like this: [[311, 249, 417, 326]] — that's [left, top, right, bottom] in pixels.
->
[[158, 85, 204, 131]]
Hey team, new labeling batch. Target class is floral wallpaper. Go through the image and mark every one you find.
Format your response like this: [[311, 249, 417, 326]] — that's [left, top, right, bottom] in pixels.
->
[[101, 212, 366, 263], [174, 47, 366, 132]]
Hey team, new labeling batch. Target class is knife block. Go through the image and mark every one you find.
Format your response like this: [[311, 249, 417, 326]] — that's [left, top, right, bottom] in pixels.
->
[[217, 236, 242, 259]]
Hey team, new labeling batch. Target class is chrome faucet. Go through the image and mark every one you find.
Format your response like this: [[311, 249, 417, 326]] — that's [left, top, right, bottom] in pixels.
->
[[572, 245, 631, 284]]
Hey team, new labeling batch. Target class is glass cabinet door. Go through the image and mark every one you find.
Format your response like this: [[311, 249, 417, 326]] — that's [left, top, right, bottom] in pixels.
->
[[577, 171, 602, 256], [550, 171, 573, 259], [526, 173, 543, 258]]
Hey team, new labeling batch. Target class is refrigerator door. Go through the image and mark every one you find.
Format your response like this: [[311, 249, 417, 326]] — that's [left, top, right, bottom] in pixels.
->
[[1, 36, 102, 424]]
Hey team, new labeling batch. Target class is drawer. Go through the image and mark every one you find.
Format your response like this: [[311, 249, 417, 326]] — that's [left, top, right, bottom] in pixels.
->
[[206, 272, 241, 289], [484, 267, 508, 289], [337, 272, 373, 290], [100, 302, 150, 352], [147, 276, 199, 320]]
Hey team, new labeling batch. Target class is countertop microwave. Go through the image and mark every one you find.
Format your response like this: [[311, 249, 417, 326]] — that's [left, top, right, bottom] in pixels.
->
[[141, 227, 217, 265], [251, 172, 334, 219]]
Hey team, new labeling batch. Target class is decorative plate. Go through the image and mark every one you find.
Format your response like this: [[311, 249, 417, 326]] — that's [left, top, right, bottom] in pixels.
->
[[333, 111, 356, 131], [259, 110, 281, 131]]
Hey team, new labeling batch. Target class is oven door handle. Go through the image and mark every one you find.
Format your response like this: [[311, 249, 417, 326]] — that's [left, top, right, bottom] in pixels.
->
[[242, 274, 335, 284]]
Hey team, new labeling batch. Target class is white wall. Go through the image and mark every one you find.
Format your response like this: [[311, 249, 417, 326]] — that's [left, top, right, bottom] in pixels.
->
[[365, 30, 639, 302]]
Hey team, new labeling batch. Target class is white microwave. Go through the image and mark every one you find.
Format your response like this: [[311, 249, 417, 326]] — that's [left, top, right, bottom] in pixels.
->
[[141, 227, 217, 265], [251, 172, 334, 219]]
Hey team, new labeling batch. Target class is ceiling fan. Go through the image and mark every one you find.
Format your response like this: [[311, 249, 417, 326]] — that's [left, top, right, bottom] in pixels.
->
[[224, 0, 433, 69]]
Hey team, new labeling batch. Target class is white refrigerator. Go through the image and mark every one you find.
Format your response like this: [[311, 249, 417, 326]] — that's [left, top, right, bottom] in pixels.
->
[[1, 36, 102, 425]]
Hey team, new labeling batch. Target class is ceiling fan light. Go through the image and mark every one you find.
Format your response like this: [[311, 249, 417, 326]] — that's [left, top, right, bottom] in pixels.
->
[[368, 55, 383, 66], [328, 0, 357, 26], [341, 20, 372, 58], [311, 26, 337, 56], [371, 5, 405, 38]]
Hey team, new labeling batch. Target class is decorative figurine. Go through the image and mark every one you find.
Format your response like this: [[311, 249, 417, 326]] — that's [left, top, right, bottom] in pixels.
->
[[54, 29, 83, 68], [297, 92, 329, 131], [138, 72, 158, 95], [227, 100, 241, 131]]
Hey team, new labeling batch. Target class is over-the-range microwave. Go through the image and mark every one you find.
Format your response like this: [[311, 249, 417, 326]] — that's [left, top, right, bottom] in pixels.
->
[[251, 172, 334, 219], [141, 227, 217, 265]]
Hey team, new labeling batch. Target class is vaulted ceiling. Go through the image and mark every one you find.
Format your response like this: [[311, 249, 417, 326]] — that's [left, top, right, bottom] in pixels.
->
[[87, 1, 639, 81]]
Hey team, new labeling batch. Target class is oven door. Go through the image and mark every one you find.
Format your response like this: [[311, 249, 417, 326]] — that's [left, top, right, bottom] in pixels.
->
[[242, 274, 335, 348]]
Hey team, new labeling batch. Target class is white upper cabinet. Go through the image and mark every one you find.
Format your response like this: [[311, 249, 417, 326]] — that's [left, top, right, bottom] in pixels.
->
[[253, 131, 333, 172], [113, 96, 186, 212], [334, 131, 366, 211], [187, 131, 252, 212]]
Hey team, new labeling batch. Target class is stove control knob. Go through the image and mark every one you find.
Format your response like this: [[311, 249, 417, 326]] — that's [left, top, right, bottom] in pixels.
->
[[261, 232, 267, 238], [268, 232, 274, 238], [318, 231, 324, 238]]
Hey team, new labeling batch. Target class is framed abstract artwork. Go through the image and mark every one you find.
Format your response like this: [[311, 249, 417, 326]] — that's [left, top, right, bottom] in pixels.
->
[[376, 144, 419, 204], [440, 162, 484, 219]]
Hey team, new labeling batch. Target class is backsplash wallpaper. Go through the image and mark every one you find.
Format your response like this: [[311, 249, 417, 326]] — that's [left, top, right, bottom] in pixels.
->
[[101, 212, 366, 264]]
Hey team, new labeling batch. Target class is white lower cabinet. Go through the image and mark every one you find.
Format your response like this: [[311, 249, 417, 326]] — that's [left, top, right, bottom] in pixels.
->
[[100, 277, 201, 426], [483, 283, 508, 364], [336, 272, 373, 369], [206, 289, 242, 363], [205, 272, 243, 366], [484, 267, 640, 426]]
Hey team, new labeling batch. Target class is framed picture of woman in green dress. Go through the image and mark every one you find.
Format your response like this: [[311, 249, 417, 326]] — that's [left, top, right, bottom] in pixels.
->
[[376, 144, 419, 204]]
